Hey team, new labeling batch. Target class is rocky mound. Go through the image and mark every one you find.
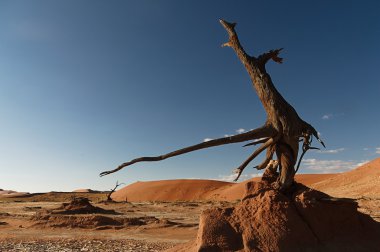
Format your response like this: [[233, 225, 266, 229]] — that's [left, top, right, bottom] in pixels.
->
[[312, 158, 380, 198], [31, 197, 164, 229], [32, 214, 159, 229], [168, 180, 380, 251]]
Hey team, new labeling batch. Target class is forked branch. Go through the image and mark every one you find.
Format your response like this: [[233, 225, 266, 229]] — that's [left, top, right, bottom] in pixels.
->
[[258, 48, 284, 65], [233, 134, 281, 181]]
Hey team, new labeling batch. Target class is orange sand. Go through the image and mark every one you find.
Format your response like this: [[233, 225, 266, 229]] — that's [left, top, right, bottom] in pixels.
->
[[311, 158, 380, 198], [112, 173, 342, 202]]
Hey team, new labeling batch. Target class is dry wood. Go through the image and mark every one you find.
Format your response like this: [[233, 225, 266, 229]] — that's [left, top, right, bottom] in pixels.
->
[[106, 181, 125, 201], [233, 134, 280, 181], [100, 19, 325, 191], [100, 125, 274, 177]]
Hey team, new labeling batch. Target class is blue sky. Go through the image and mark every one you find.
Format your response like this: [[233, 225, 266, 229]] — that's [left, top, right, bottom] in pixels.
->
[[0, 1, 379, 192]]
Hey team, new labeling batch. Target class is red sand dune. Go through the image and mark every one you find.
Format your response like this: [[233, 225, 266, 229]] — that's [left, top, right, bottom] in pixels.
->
[[112, 158, 379, 202], [311, 157, 380, 198], [294, 173, 337, 185], [111, 173, 338, 202], [112, 179, 231, 202]]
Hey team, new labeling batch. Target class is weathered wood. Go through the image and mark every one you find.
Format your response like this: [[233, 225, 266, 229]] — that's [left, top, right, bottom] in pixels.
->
[[100, 19, 325, 191], [100, 125, 274, 177], [219, 19, 324, 190], [254, 145, 276, 170], [234, 134, 281, 181], [106, 181, 125, 201]]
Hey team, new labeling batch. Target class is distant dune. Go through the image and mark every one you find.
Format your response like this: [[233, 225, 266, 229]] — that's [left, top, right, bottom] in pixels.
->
[[0, 189, 16, 194], [112, 158, 380, 201], [311, 158, 380, 198], [72, 189, 100, 193], [0, 189, 29, 198], [6, 158, 375, 202], [111, 172, 341, 202]]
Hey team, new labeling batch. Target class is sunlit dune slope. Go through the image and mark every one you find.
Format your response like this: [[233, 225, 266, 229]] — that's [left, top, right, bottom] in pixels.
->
[[111, 173, 339, 202], [311, 158, 380, 198], [111, 179, 231, 202]]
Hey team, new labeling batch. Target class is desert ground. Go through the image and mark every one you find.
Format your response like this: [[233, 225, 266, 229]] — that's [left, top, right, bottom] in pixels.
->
[[0, 158, 379, 251]]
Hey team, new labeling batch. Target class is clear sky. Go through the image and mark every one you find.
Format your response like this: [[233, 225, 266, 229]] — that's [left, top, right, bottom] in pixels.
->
[[1, 1, 379, 193]]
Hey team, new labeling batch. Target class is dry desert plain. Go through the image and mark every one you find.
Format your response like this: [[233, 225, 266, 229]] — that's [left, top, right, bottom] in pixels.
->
[[0, 158, 379, 251]]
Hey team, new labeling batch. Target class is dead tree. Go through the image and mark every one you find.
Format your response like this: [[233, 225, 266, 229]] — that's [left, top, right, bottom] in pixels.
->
[[100, 20, 325, 191], [106, 181, 125, 201]]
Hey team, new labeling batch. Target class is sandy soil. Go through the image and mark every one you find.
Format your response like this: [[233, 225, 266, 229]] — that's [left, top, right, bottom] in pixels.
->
[[0, 194, 235, 251], [1, 191, 378, 251], [1, 158, 378, 251]]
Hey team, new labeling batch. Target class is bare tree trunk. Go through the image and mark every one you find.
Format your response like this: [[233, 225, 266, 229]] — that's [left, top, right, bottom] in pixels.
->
[[100, 20, 324, 192], [106, 181, 125, 201], [218, 20, 324, 191]]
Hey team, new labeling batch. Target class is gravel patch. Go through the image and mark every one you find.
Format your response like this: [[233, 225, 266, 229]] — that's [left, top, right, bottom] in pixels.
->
[[0, 238, 176, 252]]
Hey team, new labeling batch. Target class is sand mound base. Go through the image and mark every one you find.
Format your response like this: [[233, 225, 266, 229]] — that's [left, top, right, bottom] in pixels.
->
[[170, 182, 380, 252], [31, 197, 181, 229], [52, 197, 118, 215], [32, 214, 160, 229]]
